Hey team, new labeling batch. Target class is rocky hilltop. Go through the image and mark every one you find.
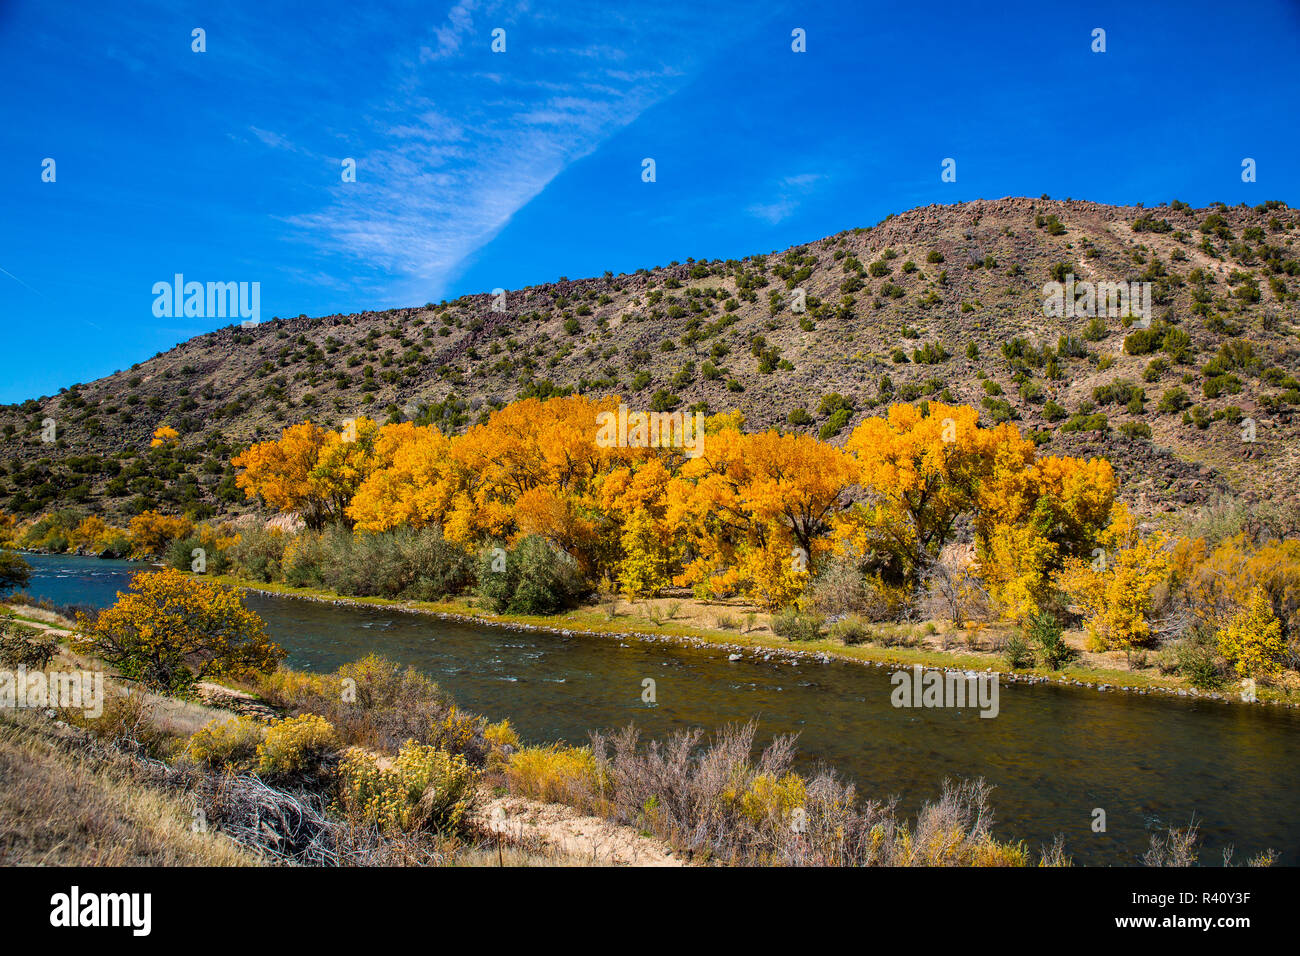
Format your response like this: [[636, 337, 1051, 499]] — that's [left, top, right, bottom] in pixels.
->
[[3, 196, 1298, 524]]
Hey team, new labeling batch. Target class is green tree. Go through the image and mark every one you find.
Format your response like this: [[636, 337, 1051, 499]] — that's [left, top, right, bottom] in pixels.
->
[[0, 551, 32, 594]]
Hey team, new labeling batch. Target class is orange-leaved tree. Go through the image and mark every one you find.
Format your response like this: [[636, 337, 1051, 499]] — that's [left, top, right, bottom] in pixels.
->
[[233, 421, 338, 530], [668, 421, 856, 606]]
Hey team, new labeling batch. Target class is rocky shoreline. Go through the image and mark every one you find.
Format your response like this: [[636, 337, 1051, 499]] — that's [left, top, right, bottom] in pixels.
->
[[230, 583, 1300, 712]]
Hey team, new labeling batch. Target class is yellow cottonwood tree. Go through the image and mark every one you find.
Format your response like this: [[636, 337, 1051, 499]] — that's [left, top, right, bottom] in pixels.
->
[[309, 417, 381, 529], [127, 510, 193, 558], [1055, 504, 1171, 666], [842, 402, 1035, 585], [976, 454, 1117, 618], [617, 508, 673, 599], [233, 422, 335, 529], [348, 423, 463, 534], [667, 427, 855, 606], [1216, 587, 1287, 678]]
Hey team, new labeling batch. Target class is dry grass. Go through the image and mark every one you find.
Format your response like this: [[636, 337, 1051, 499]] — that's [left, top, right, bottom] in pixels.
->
[[506, 720, 1050, 867], [0, 710, 253, 866]]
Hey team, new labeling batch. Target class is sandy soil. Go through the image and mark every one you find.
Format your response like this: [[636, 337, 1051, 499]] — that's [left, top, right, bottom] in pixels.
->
[[470, 794, 683, 867]]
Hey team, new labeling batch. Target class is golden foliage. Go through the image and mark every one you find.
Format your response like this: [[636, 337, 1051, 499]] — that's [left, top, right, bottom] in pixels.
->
[[256, 714, 338, 776], [504, 744, 606, 807], [336, 742, 478, 833], [127, 510, 193, 558], [233, 422, 335, 528], [150, 425, 179, 448], [185, 716, 266, 770], [1055, 505, 1172, 660], [1216, 587, 1287, 678], [73, 568, 284, 692]]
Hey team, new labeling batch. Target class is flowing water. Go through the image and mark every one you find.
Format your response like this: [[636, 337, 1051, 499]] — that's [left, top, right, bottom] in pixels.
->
[[17, 552, 1300, 865]]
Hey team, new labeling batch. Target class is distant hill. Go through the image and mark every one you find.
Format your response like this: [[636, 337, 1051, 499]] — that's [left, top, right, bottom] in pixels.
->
[[4, 196, 1299, 524]]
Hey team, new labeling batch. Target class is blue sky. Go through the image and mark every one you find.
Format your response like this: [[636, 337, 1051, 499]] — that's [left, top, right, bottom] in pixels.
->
[[2, 0, 1299, 403]]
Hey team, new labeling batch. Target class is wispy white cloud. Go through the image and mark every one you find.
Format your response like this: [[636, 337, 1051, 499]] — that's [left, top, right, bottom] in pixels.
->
[[420, 0, 482, 62], [267, 1, 755, 304], [747, 172, 828, 224]]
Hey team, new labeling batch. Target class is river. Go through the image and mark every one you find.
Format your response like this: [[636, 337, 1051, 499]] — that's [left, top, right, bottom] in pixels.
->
[[16, 551, 1300, 865]]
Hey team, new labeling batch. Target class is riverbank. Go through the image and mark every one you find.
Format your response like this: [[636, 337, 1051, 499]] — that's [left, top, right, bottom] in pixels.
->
[[203, 573, 1300, 711], [9, 566, 1299, 866], [0, 608, 685, 867]]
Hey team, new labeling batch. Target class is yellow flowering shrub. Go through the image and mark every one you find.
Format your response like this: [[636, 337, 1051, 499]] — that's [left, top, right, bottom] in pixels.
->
[[504, 744, 606, 806], [737, 771, 807, 827], [484, 719, 521, 770], [336, 742, 477, 834], [484, 719, 520, 751], [256, 667, 340, 710], [426, 705, 481, 756], [971, 840, 1031, 867], [185, 716, 267, 770], [73, 568, 284, 693], [256, 714, 339, 776]]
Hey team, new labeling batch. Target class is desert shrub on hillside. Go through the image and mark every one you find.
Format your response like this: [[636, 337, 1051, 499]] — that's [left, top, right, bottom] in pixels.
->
[[337, 742, 478, 835], [1180, 497, 1300, 548], [1120, 422, 1152, 439], [1158, 387, 1191, 413], [0, 624, 57, 668], [185, 715, 267, 770], [818, 407, 852, 439], [257, 714, 339, 778]]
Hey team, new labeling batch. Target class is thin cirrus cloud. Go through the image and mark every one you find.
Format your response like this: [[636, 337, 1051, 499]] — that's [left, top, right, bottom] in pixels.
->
[[269, 1, 761, 305], [747, 173, 828, 225]]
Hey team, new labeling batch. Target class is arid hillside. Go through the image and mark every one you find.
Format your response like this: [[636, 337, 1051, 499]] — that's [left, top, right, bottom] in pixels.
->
[[3, 196, 1298, 524]]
